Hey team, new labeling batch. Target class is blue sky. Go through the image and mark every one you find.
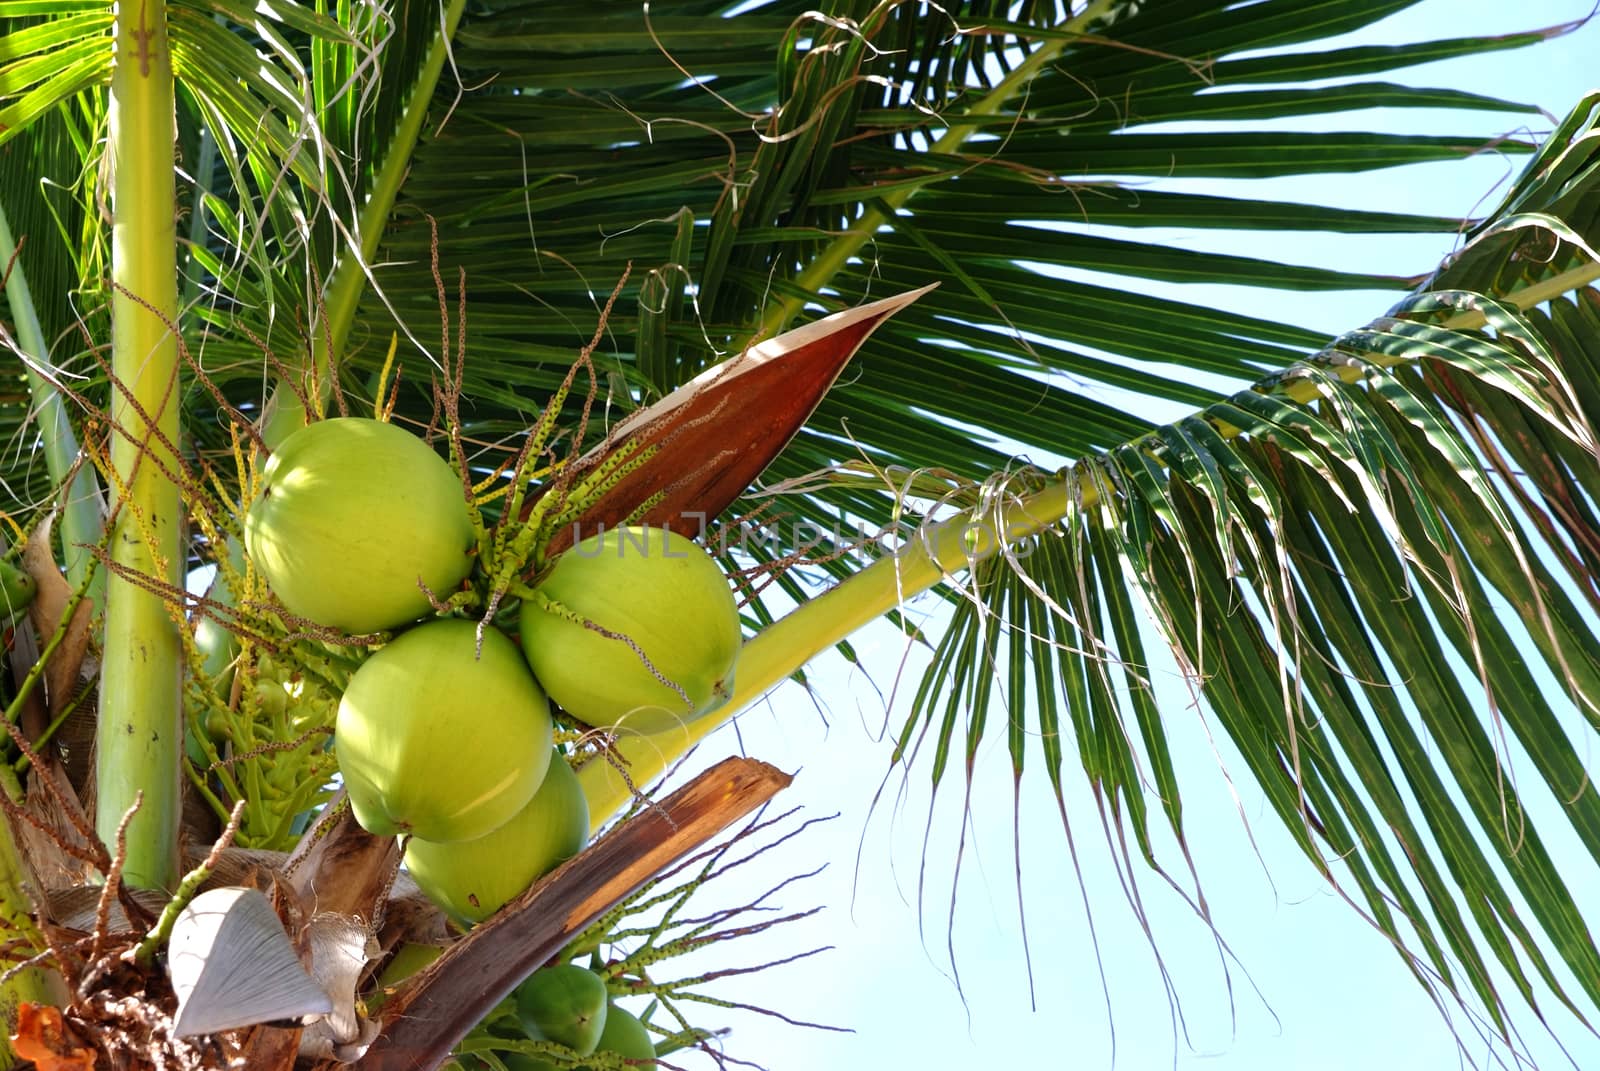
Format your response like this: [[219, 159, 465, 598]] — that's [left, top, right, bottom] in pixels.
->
[[620, 6, 1600, 1071]]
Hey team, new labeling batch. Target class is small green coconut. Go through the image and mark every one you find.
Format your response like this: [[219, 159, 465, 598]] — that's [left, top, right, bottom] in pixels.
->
[[404, 749, 589, 924], [337, 619, 552, 842], [485, 1000, 655, 1071], [245, 417, 474, 634], [588, 1002, 656, 1064], [514, 965, 610, 1056], [519, 526, 740, 737]]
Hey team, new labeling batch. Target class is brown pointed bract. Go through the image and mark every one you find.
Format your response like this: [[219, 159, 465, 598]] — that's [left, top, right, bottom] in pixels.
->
[[536, 285, 936, 554]]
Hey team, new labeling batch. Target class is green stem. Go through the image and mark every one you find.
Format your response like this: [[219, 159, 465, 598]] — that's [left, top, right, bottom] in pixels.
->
[[132, 801, 244, 967], [259, 0, 471, 449], [180, 115, 218, 312], [96, 0, 184, 891], [0, 202, 107, 600], [15, 686, 92, 775], [578, 261, 1600, 823], [11, 556, 105, 775], [754, 0, 1121, 339], [578, 471, 1074, 821]]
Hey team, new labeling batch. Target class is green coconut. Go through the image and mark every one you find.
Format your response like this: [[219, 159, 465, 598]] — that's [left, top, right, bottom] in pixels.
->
[[0, 556, 35, 625], [404, 749, 589, 925], [367, 943, 446, 1013], [485, 1001, 654, 1071], [519, 527, 740, 737], [587, 1003, 655, 1065], [514, 965, 609, 1056], [337, 618, 552, 842], [245, 417, 474, 634]]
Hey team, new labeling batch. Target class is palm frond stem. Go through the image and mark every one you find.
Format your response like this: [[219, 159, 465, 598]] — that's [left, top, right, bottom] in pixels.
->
[[0, 202, 105, 595], [180, 116, 218, 312], [1194, 258, 1600, 437]]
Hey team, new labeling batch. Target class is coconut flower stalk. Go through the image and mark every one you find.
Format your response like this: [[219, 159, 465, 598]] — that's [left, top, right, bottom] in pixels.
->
[[95, 0, 184, 890]]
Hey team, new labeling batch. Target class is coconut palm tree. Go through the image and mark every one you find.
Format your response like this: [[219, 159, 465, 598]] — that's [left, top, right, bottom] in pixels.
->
[[2, 0, 1599, 1068]]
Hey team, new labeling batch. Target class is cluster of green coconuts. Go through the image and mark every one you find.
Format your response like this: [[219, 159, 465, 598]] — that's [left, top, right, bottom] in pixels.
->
[[242, 416, 743, 927]]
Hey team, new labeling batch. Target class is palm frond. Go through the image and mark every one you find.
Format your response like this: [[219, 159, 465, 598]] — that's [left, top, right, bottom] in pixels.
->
[[5, 0, 1598, 1056], [581, 86, 1600, 1052], [299, 0, 1553, 506], [867, 107, 1600, 1042], [0, 89, 103, 531]]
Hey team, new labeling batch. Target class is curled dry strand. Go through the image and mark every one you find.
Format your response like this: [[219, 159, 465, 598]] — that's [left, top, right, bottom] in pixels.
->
[[82, 792, 142, 990], [584, 732, 681, 832]]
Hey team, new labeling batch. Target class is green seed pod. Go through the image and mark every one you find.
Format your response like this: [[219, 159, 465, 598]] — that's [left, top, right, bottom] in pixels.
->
[[203, 707, 230, 741], [485, 1000, 655, 1071], [588, 1002, 655, 1064], [514, 965, 609, 1056], [253, 679, 289, 720], [0, 556, 36, 624], [519, 527, 740, 737], [245, 417, 474, 634]]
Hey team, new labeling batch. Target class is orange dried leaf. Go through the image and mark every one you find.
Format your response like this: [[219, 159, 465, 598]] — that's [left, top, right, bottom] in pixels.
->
[[11, 1002, 96, 1070]]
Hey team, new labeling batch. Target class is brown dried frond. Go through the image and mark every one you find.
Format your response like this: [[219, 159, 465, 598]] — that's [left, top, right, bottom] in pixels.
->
[[0, 728, 108, 876], [6, 799, 289, 1070]]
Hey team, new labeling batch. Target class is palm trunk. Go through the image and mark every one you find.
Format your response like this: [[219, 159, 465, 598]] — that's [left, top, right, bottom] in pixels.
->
[[96, 0, 183, 891]]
